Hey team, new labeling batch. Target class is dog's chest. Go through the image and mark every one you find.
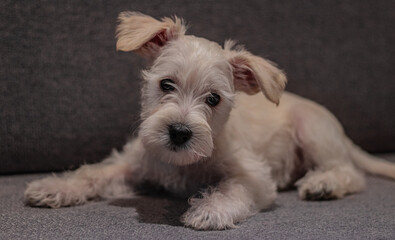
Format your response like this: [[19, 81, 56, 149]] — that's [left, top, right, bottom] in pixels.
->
[[140, 158, 223, 198]]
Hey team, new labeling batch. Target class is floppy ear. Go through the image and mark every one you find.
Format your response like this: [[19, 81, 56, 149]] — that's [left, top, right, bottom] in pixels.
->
[[116, 12, 186, 58], [225, 41, 287, 105]]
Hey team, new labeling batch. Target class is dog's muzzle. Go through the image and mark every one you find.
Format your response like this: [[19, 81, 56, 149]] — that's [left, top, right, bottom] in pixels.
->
[[168, 123, 192, 147]]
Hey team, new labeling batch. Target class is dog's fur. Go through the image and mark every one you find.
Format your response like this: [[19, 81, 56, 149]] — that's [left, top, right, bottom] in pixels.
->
[[24, 12, 395, 230]]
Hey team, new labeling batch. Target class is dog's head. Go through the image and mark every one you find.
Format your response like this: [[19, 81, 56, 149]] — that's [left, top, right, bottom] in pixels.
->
[[116, 12, 287, 165]]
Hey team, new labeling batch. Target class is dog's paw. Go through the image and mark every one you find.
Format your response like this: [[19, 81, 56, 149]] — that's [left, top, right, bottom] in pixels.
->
[[301, 187, 336, 201], [181, 201, 237, 230], [296, 172, 343, 201], [24, 177, 88, 208]]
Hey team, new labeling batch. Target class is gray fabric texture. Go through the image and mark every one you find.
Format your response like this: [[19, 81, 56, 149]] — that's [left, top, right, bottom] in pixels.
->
[[1, 154, 395, 239], [1, 0, 394, 174]]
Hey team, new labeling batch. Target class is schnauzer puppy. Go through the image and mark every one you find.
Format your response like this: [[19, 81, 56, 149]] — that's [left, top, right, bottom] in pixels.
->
[[24, 12, 395, 230]]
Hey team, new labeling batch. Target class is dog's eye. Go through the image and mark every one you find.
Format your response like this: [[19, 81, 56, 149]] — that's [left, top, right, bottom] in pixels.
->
[[160, 79, 175, 92], [206, 93, 221, 107]]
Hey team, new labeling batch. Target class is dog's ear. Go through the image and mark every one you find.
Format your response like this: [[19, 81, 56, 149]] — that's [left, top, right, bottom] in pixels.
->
[[225, 41, 287, 105], [116, 12, 186, 58]]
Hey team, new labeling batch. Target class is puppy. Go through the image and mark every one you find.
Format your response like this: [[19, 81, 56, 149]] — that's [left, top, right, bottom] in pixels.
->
[[24, 12, 395, 230]]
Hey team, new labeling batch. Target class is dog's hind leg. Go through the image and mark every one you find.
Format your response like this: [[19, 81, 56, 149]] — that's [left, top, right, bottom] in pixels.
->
[[24, 140, 142, 208], [291, 103, 366, 200], [296, 165, 365, 200]]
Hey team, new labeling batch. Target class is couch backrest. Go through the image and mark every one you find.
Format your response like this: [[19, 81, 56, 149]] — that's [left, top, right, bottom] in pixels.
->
[[1, 1, 394, 174]]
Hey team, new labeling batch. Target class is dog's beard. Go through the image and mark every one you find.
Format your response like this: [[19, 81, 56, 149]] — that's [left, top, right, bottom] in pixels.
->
[[139, 104, 214, 166]]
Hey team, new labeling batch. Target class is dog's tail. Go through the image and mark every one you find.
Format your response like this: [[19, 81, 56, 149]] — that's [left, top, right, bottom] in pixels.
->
[[347, 138, 395, 180]]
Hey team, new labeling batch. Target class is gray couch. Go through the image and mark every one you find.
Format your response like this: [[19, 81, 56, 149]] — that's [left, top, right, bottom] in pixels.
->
[[1, 1, 394, 239]]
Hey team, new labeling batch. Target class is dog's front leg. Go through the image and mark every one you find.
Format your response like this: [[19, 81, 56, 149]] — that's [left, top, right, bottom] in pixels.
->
[[182, 159, 277, 230], [24, 139, 144, 208]]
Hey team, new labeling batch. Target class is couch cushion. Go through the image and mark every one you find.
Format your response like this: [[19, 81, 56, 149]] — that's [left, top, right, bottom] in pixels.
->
[[1, 1, 394, 173], [1, 154, 395, 239]]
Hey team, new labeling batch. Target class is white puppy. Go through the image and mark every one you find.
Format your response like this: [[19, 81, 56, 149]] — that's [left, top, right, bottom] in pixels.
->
[[25, 12, 395, 230]]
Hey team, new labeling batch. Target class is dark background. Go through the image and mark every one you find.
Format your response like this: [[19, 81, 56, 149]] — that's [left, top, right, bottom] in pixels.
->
[[1, 0, 394, 174]]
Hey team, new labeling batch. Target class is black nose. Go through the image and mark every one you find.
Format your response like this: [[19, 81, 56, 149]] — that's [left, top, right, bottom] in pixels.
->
[[168, 123, 192, 146]]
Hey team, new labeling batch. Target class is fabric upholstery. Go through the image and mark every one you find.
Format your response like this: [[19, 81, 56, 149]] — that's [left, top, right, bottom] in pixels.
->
[[1, 154, 394, 239], [1, 0, 394, 173]]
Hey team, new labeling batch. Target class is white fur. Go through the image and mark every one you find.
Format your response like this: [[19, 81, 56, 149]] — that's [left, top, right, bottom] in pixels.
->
[[25, 12, 395, 230]]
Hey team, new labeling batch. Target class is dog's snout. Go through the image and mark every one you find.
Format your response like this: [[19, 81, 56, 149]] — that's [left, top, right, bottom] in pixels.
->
[[168, 123, 192, 146]]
